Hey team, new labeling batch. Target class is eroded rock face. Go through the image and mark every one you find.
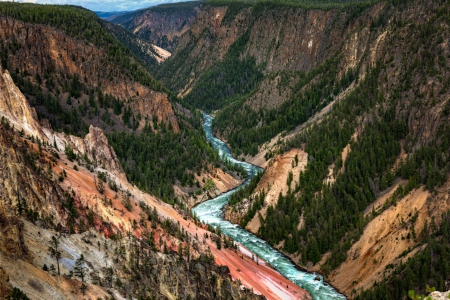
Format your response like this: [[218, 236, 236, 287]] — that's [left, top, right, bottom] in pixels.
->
[[163, 3, 382, 101], [135, 251, 264, 300], [430, 291, 450, 300], [0, 63, 124, 179], [0, 125, 68, 225], [0, 267, 13, 299], [111, 3, 201, 52], [0, 201, 31, 261], [43, 124, 125, 179], [0, 66, 45, 140], [83, 126, 123, 175], [129, 90, 179, 132]]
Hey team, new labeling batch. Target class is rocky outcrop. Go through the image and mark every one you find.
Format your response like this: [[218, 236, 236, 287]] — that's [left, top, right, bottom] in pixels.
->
[[129, 90, 179, 132], [46, 125, 125, 179], [0, 66, 45, 140], [224, 149, 307, 231], [430, 291, 450, 300], [0, 267, 13, 299], [160, 3, 380, 95], [0, 203, 31, 262], [135, 251, 264, 300], [224, 197, 252, 225], [0, 123, 68, 226], [0, 64, 124, 179], [103, 21, 172, 66]]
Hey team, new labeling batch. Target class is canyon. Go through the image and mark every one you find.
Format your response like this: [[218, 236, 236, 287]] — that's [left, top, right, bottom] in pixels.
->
[[2, 0, 450, 299], [0, 62, 308, 299]]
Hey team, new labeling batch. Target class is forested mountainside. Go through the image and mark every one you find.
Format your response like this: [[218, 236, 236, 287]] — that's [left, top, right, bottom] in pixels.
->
[[0, 3, 172, 136], [108, 1, 202, 52], [0, 3, 246, 205], [0, 62, 267, 299], [139, 0, 450, 297]]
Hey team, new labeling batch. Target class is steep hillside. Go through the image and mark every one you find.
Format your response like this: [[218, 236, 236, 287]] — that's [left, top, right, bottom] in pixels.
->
[[155, 0, 450, 298], [0, 2, 248, 207], [156, 0, 377, 155], [0, 64, 307, 300], [0, 3, 177, 136], [108, 1, 202, 52]]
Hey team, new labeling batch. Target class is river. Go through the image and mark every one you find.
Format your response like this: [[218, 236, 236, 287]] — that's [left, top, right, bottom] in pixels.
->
[[192, 114, 346, 300]]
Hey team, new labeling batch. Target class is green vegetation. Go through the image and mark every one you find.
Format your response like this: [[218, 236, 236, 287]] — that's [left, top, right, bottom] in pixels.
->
[[229, 171, 263, 206], [6, 288, 30, 300], [0, 2, 165, 136], [356, 212, 450, 300], [258, 53, 449, 269], [73, 254, 87, 282], [183, 29, 264, 111], [206, 0, 378, 11], [103, 22, 159, 69], [48, 235, 62, 276], [0, 3, 240, 210], [215, 57, 355, 156], [193, 0, 450, 283], [108, 111, 222, 202]]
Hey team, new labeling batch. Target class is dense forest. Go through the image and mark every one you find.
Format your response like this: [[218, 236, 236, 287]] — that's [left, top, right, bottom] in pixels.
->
[[153, 0, 450, 297], [108, 111, 222, 203], [182, 29, 264, 112], [103, 21, 160, 69], [268, 0, 449, 267], [214, 58, 355, 156], [155, 0, 367, 156]]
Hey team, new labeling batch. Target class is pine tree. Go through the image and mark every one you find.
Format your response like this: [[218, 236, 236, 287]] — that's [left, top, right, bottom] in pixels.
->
[[308, 236, 320, 265], [48, 235, 61, 275], [73, 254, 87, 282]]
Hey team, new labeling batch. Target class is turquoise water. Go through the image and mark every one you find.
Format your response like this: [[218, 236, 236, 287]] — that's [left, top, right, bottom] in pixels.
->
[[192, 114, 346, 300]]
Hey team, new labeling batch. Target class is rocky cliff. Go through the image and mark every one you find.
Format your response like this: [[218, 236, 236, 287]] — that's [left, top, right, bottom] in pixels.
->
[[0, 13, 179, 134], [0, 267, 13, 299], [0, 63, 123, 180], [0, 66, 45, 140], [108, 1, 202, 52], [157, 3, 379, 98], [103, 21, 172, 65]]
